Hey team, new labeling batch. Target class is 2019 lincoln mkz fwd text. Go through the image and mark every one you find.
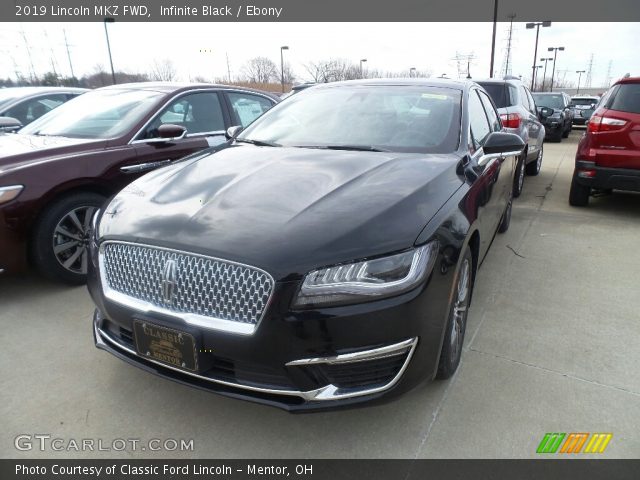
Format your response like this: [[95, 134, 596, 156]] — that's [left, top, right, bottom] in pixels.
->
[[88, 80, 524, 411]]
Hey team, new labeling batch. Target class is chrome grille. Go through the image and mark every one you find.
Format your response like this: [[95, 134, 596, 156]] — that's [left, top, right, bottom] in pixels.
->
[[100, 242, 274, 326]]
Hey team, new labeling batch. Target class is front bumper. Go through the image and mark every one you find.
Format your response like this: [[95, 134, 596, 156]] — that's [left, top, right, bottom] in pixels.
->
[[542, 120, 563, 137], [89, 258, 453, 411], [574, 160, 640, 192]]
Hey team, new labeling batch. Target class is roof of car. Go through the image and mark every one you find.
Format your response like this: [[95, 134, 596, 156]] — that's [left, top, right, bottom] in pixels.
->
[[616, 76, 640, 85], [0, 86, 88, 94], [311, 78, 473, 90], [98, 82, 280, 100], [473, 77, 523, 85]]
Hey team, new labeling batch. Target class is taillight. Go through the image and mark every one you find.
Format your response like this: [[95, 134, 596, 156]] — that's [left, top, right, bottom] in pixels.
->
[[500, 113, 521, 129], [587, 115, 627, 133]]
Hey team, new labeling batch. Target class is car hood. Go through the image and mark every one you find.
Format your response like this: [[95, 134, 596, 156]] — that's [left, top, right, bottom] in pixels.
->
[[0, 133, 106, 169], [100, 145, 463, 280]]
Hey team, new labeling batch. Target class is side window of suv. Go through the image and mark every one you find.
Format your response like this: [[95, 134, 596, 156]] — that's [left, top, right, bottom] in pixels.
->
[[525, 88, 537, 115], [519, 86, 531, 111], [468, 90, 492, 151], [478, 91, 501, 132]]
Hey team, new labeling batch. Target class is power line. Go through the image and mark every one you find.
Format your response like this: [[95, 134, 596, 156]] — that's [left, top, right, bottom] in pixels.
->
[[585, 53, 594, 88]]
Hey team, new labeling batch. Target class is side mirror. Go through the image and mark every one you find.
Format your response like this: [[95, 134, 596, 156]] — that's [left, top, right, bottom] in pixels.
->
[[538, 107, 554, 119], [482, 132, 525, 155], [226, 125, 243, 140], [158, 124, 187, 139], [0, 116, 23, 133]]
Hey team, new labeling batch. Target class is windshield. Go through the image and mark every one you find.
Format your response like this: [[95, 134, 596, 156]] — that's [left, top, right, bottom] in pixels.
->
[[238, 85, 462, 154], [20, 89, 164, 139], [570, 98, 598, 107], [532, 94, 565, 109]]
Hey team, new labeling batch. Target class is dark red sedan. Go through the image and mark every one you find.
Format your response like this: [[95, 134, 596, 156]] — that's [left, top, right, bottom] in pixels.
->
[[0, 82, 278, 283]]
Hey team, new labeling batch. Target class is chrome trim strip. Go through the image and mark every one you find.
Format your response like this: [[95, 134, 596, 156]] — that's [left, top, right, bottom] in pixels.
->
[[95, 317, 417, 402], [98, 240, 275, 336], [285, 338, 417, 366], [120, 160, 172, 173]]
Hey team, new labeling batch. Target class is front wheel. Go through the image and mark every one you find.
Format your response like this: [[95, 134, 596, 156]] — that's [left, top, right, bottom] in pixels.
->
[[32, 192, 106, 284], [436, 246, 473, 380]]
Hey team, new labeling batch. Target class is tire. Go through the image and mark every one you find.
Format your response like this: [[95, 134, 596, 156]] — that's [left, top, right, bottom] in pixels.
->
[[569, 175, 591, 207], [525, 144, 543, 176], [497, 194, 512, 233], [32, 192, 106, 284], [513, 154, 526, 198], [436, 246, 473, 380]]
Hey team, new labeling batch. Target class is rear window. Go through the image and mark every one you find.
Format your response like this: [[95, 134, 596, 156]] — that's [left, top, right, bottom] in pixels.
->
[[477, 83, 510, 109], [571, 98, 598, 106], [608, 84, 640, 114]]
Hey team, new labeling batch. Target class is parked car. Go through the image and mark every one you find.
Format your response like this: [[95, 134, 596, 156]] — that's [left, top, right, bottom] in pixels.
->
[[570, 95, 600, 126], [531, 92, 574, 141], [476, 77, 546, 197], [569, 77, 640, 206], [0, 82, 279, 283], [88, 79, 524, 411], [0, 86, 87, 129]]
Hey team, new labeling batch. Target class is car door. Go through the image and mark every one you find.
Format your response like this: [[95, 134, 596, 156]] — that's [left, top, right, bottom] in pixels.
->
[[223, 91, 277, 128], [125, 90, 231, 177], [468, 89, 505, 255]]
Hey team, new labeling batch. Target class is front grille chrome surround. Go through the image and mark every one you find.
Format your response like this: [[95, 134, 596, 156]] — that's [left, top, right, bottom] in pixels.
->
[[98, 241, 275, 335]]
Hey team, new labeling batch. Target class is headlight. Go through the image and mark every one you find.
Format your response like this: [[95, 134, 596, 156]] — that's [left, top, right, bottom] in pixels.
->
[[0, 185, 24, 205], [294, 241, 439, 308]]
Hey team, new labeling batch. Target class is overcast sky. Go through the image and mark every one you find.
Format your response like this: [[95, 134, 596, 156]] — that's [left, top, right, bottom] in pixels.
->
[[0, 22, 637, 88]]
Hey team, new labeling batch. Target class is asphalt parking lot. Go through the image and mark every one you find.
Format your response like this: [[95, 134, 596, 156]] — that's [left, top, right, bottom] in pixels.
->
[[2, 130, 639, 459]]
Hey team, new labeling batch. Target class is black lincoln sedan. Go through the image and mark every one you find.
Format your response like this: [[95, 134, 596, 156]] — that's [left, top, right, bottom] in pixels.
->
[[88, 79, 523, 411]]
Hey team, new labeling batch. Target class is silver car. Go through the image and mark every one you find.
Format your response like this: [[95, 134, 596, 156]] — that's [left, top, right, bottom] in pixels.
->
[[476, 78, 546, 197]]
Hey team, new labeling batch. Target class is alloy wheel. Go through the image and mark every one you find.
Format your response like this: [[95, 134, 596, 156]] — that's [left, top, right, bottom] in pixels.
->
[[449, 258, 471, 361], [51, 206, 98, 275]]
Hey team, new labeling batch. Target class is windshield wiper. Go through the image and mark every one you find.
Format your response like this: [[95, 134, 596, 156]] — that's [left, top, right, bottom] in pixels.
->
[[295, 145, 390, 152], [235, 138, 280, 147]]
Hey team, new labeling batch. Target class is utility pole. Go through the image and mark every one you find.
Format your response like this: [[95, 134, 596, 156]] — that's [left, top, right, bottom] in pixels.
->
[[526, 21, 552, 89], [503, 13, 516, 77], [226, 52, 231, 83], [19, 28, 37, 83], [548, 46, 564, 92], [585, 53, 594, 88], [63, 29, 76, 82], [575, 70, 586, 94], [489, 0, 498, 77], [604, 60, 612, 87]]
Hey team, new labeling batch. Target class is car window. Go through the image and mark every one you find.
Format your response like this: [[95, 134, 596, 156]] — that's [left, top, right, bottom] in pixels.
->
[[518, 86, 530, 111], [468, 90, 492, 149], [532, 94, 565, 109], [228, 92, 274, 127], [478, 83, 509, 109], [143, 92, 225, 138], [525, 88, 537, 114], [478, 91, 501, 132], [607, 83, 640, 114], [4, 94, 67, 125]]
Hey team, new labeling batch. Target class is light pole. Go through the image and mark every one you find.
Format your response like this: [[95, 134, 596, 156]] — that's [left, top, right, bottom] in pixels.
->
[[409, 67, 416, 77], [280, 46, 289, 93], [576, 69, 586, 94], [533, 65, 543, 89], [360, 59, 367, 78], [548, 46, 565, 92], [103, 17, 116, 85], [526, 21, 551, 90], [539, 57, 553, 91]]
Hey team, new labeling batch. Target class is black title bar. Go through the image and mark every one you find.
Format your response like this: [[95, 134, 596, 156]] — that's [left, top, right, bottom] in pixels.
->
[[4, 0, 640, 22]]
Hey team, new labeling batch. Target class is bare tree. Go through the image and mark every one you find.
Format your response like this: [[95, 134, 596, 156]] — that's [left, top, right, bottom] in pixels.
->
[[241, 57, 278, 84], [304, 59, 362, 83], [282, 63, 296, 85], [150, 59, 177, 81]]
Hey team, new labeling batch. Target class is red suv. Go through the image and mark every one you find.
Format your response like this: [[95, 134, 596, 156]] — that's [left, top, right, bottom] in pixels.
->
[[570, 77, 640, 206]]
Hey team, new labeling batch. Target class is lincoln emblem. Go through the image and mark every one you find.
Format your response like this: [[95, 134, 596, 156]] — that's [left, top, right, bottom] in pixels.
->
[[161, 259, 178, 302]]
